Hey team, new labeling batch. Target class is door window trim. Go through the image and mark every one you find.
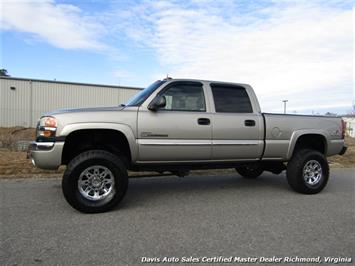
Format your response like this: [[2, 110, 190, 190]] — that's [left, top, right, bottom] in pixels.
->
[[210, 83, 254, 113], [152, 81, 207, 112]]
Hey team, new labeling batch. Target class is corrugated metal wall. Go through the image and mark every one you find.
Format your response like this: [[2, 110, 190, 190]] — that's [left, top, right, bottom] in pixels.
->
[[343, 117, 355, 138], [0, 77, 141, 127]]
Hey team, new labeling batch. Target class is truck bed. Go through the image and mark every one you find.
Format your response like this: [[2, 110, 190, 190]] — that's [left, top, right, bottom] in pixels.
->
[[262, 113, 344, 160]]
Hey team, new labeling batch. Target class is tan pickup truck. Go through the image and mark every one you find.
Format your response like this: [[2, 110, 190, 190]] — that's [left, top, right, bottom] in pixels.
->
[[28, 78, 347, 213]]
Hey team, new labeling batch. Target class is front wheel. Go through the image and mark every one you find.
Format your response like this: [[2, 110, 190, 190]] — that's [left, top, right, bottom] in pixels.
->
[[286, 149, 329, 194], [62, 150, 128, 213], [236, 164, 264, 179]]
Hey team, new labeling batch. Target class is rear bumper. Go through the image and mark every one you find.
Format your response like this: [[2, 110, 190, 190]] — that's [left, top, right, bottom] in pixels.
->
[[27, 141, 64, 170], [338, 145, 347, 156]]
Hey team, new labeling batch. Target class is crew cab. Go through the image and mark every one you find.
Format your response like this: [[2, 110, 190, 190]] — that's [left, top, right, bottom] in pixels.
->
[[28, 78, 347, 213]]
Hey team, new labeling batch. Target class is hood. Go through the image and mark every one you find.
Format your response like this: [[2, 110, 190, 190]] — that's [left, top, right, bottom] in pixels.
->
[[44, 106, 125, 117]]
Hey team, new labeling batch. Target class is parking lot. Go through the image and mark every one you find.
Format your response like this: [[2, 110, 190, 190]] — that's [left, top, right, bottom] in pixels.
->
[[1, 169, 353, 265]]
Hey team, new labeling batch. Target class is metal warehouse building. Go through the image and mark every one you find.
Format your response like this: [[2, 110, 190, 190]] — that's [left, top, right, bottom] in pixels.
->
[[0, 76, 142, 127]]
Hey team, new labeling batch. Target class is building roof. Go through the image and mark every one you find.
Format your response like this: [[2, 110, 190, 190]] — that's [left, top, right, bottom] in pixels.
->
[[0, 76, 143, 91]]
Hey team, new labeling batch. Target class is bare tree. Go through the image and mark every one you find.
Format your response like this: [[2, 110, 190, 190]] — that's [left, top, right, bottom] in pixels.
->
[[325, 112, 337, 116]]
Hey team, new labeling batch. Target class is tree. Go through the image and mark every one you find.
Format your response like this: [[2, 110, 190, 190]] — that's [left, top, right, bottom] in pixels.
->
[[325, 112, 337, 116], [0, 69, 9, 76]]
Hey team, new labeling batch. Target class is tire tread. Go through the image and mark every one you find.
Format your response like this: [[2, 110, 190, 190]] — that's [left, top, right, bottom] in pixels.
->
[[62, 150, 128, 213], [286, 149, 329, 194]]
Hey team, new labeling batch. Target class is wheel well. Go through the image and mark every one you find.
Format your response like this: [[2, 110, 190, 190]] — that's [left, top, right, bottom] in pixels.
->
[[61, 129, 131, 167], [293, 134, 327, 155]]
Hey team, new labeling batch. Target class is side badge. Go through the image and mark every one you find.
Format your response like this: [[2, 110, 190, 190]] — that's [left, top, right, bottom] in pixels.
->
[[141, 132, 169, 137]]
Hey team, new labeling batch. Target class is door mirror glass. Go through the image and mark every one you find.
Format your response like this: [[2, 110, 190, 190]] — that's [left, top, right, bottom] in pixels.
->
[[148, 95, 166, 111]]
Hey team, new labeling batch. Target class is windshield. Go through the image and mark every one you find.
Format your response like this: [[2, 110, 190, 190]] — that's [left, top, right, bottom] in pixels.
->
[[125, 80, 166, 107]]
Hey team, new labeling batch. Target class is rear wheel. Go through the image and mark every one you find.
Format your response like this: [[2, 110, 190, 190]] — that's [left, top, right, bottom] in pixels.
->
[[286, 149, 329, 194], [62, 150, 128, 213], [236, 164, 263, 179]]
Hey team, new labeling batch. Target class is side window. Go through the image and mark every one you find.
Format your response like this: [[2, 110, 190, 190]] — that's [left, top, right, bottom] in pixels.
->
[[160, 83, 206, 112], [211, 84, 253, 113]]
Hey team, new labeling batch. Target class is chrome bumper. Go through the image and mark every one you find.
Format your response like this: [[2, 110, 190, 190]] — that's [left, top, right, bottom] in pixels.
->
[[27, 142, 55, 154], [27, 141, 64, 170]]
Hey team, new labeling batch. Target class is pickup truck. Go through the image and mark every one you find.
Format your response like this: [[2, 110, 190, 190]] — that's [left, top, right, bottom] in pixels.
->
[[28, 78, 347, 213]]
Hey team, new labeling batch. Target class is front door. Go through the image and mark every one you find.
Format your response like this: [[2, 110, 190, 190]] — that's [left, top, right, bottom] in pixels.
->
[[137, 81, 212, 162]]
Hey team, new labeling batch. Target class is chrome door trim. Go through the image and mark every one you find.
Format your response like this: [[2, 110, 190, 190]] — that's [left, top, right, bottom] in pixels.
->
[[137, 139, 211, 146], [212, 140, 262, 146], [138, 139, 261, 146]]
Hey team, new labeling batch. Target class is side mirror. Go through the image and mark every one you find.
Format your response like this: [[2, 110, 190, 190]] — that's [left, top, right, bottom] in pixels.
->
[[148, 95, 166, 111]]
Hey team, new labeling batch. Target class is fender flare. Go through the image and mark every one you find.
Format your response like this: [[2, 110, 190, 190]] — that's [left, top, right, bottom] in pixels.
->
[[286, 129, 329, 160], [60, 122, 137, 162]]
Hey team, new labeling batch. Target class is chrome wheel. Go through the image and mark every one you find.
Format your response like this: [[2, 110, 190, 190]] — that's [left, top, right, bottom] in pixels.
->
[[78, 165, 115, 201], [303, 160, 322, 186]]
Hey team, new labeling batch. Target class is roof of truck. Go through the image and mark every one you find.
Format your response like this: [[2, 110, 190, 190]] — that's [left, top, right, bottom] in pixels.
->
[[162, 78, 251, 87]]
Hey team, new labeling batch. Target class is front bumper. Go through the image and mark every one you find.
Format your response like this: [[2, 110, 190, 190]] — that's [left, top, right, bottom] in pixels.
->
[[27, 141, 64, 170], [338, 145, 347, 156]]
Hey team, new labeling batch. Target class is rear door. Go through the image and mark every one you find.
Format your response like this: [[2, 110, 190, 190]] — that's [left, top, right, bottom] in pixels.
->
[[209, 83, 264, 160], [137, 81, 212, 162]]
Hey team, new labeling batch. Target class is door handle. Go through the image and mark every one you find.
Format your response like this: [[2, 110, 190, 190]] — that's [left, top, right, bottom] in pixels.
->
[[244, 120, 256, 127], [198, 118, 210, 125]]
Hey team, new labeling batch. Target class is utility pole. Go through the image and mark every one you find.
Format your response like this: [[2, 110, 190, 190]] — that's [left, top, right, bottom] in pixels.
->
[[282, 100, 288, 114]]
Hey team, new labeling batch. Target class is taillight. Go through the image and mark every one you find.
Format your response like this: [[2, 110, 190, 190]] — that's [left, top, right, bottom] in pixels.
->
[[341, 119, 346, 139]]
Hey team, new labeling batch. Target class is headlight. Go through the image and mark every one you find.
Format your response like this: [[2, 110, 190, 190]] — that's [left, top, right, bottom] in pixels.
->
[[37, 116, 57, 141]]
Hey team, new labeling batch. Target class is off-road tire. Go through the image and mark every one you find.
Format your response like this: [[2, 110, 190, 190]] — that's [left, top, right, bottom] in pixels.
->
[[62, 150, 128, 213], [286, 149, 329, 194], [236, 165, 264, 179]]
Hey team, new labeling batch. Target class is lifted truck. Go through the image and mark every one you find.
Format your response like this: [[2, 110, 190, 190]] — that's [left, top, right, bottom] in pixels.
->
[[28, 78, 347, 213]]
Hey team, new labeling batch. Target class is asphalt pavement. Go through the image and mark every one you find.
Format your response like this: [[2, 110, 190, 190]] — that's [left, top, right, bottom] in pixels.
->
[[1, 169, 354, 265]]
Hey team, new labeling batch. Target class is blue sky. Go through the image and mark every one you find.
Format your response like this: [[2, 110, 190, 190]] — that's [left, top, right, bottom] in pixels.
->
[[0, 0, 353, 114]]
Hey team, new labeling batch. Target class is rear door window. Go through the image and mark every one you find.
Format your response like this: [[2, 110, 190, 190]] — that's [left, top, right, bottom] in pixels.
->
[[211, 84, 253, 113]]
